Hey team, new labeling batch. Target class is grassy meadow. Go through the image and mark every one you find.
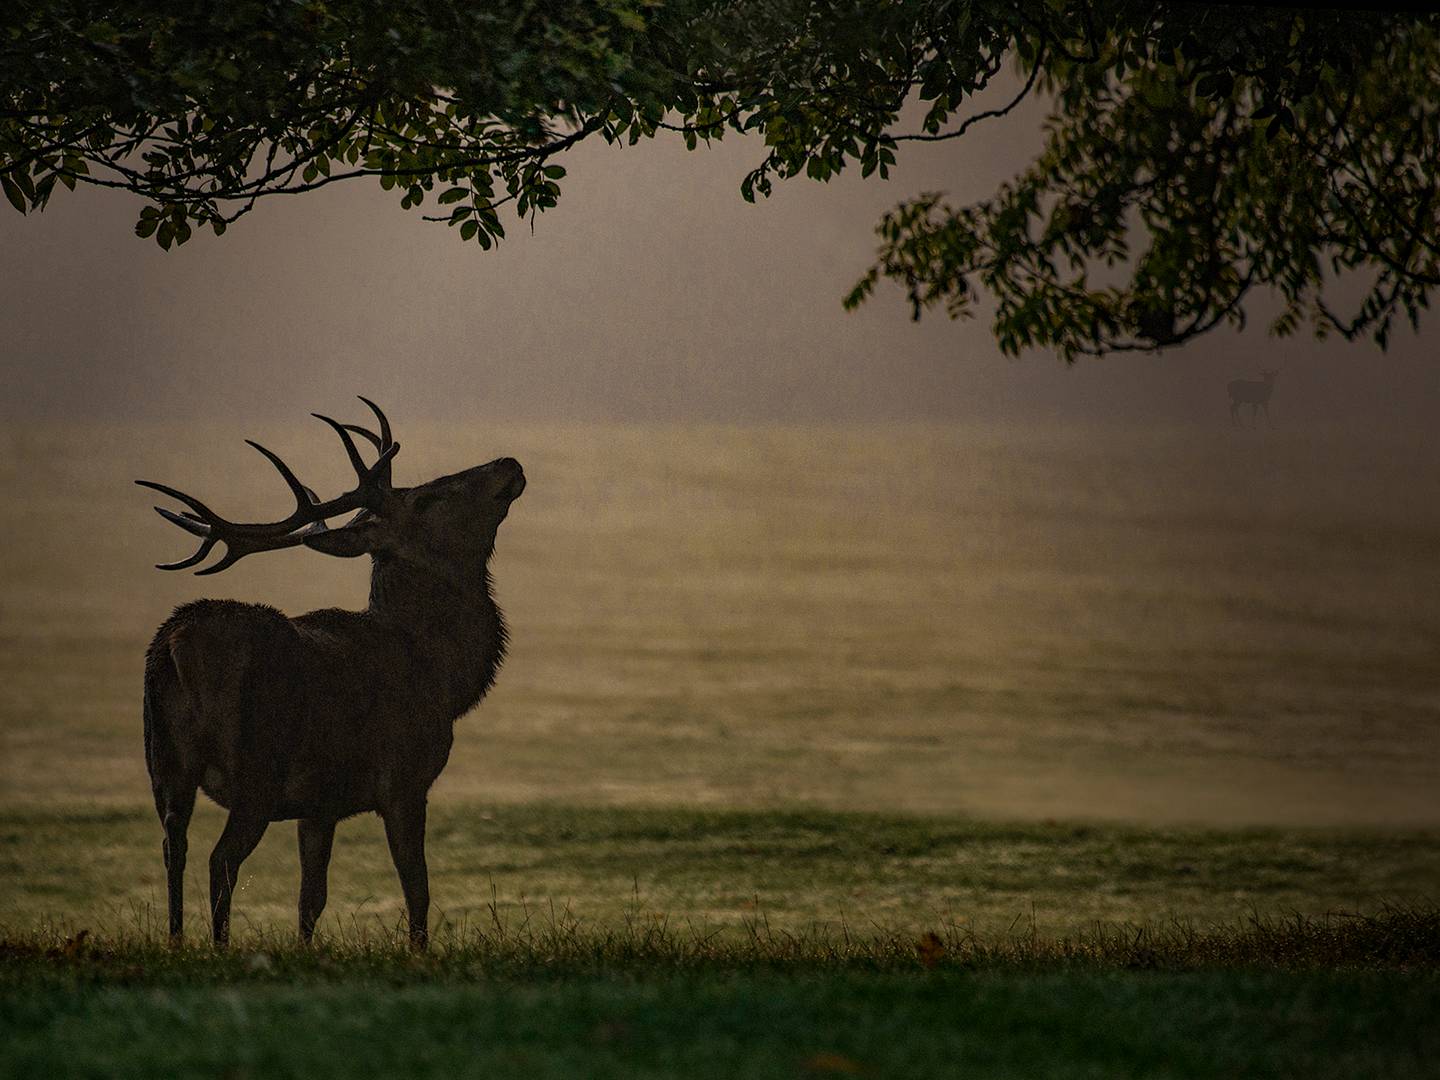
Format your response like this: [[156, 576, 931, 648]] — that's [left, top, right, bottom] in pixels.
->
[[4, 803, 1438, 1079], [3, 420, 1439, 1075], [5, 803, 1440, 940]]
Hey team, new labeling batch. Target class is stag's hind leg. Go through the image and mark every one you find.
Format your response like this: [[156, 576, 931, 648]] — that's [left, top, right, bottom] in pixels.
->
[[145, 657, 201, 944], [209, 812, 269, 947], [297, 818, 337, 943], [155, 785, 197, 943]]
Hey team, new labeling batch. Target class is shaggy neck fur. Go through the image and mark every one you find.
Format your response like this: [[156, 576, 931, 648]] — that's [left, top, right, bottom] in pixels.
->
[[366, 554, 508, 714]]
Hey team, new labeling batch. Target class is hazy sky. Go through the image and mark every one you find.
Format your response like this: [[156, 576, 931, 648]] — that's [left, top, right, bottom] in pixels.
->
[[3, 86, 1437, 427]]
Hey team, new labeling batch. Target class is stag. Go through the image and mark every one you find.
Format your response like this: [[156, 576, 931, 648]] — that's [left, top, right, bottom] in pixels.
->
[[1228, 370, 1279, 426], [138, 398, 524, 948]]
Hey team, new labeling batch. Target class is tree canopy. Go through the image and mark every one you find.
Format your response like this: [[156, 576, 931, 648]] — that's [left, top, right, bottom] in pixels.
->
[[4, 1, 1438, 357]]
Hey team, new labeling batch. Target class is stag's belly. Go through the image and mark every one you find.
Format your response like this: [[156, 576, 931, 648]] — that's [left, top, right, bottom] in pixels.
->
[[197, 713, 455, 821]]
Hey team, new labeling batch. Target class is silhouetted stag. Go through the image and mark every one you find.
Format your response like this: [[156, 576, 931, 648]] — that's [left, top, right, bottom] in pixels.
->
[[138, 399, 524, 948], [1228, 370, 1278, 426]]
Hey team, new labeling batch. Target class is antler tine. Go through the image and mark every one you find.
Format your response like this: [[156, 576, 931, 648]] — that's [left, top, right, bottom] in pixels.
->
[[336, 398, 395, 486], [357, 396, 392, 448], [154, 505, 211, 537], [245, 440, 316, 514], [144, 501, 219, 569], [135, 480, 223, 526], [312, 413, 370, 479], [340, 424, 383, 452], [156, 537, 218, 572], [315, 413, 399, 492], [194, 545, 258, 577]]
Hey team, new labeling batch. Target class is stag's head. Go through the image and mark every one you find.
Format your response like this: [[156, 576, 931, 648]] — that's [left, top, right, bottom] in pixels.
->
[[137, 398, 524, 580], [311, 455, 527, 581]]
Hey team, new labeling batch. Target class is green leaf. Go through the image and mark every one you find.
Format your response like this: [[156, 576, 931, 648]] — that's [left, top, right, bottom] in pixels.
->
[[460, 220, 478, 241], [438, 187, 469, 204], [1, 176, 26, 214]]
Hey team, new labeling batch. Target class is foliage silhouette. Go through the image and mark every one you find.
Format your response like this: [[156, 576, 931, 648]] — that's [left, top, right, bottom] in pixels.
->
[[4, 2, 1437, 355]]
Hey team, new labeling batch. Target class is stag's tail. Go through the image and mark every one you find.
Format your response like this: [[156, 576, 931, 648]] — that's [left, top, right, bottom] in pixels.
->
[[144, 625, 190, 817]]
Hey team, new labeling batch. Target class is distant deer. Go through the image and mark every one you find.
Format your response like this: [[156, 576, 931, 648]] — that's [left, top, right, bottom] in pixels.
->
[[137, 398, 524, 948], [1228, 370, 1279, 425]]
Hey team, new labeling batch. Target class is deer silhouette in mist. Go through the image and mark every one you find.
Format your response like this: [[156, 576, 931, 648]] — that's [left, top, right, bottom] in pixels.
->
[[138, 399, 524, 948], [1228, 370, 1279, 426]]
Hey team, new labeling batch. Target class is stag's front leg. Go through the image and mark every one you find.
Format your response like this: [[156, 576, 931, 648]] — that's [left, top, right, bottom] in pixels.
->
[[297, 818, 337, 943], [209, 813, 269, 947], [382, 799, 430, 949]]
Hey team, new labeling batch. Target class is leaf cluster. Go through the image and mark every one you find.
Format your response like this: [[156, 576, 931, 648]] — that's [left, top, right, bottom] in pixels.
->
[[4, 2, 1439, 355], [847, 6, 1440, 356]]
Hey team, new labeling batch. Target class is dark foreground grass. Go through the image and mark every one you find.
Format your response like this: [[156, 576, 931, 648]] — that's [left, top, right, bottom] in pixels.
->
[[2, 909, 1437, 1079], [4, 905, 1439, 982], [5, 970, 1436, 1080]]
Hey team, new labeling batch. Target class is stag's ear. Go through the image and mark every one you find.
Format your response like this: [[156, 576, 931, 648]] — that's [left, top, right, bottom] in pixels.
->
[[302, 520, 383, 559]]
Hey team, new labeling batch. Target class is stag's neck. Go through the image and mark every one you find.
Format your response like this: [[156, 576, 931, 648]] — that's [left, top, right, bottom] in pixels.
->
[[365, 556, 507, 711]]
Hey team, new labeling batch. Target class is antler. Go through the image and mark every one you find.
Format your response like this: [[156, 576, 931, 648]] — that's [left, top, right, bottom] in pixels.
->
[[137, 397, 400, 575]]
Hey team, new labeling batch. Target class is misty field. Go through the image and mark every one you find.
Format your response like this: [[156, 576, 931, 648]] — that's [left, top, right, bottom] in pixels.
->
[[3, 421, 1439, 1076], [6, 420, 1439, 824]]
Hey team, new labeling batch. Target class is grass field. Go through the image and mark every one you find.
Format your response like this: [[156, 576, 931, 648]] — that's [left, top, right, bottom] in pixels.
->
[[3, 803, 1438, 1077], [5, 803, 1440, 939]]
